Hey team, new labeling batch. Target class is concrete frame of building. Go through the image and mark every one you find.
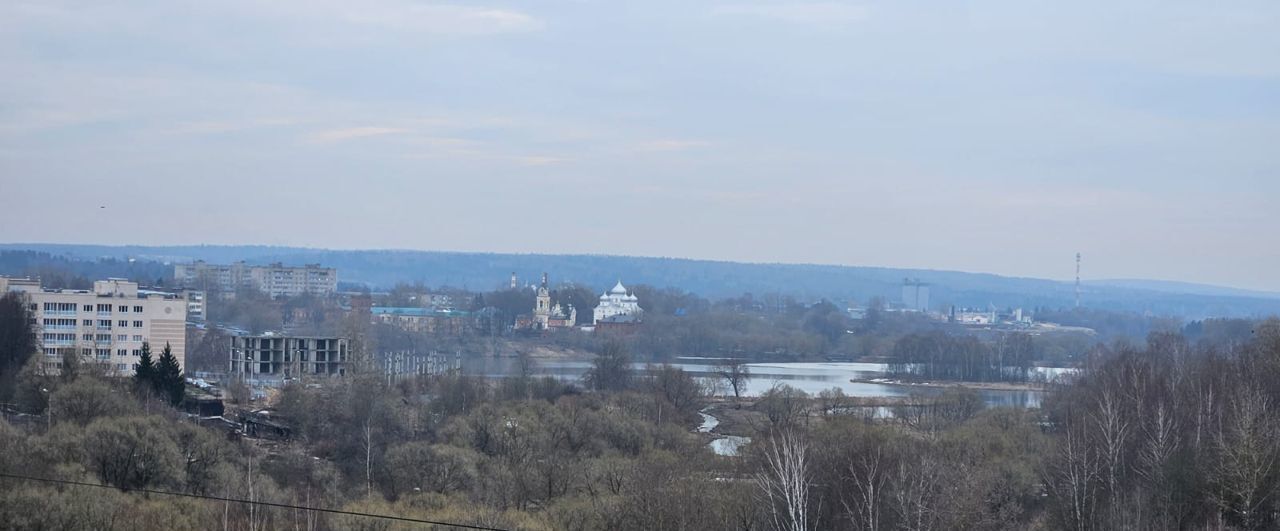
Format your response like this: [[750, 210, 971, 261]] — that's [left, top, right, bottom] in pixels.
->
[[229, 334, 349, 379]]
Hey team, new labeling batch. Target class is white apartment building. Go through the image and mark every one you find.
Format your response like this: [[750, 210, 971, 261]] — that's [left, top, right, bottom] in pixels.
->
[[141, 288, 206, 322], [173, 261, 337, 298], [1, 277, 187, 376]]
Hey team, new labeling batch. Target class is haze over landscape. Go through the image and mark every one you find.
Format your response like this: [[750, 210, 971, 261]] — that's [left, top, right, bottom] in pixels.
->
[[3, 0, 1279, 291], [4, 2, 1280, 530]]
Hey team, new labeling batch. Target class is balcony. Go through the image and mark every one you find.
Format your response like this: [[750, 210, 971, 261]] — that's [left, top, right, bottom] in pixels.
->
[[43, 310, 76, 317]]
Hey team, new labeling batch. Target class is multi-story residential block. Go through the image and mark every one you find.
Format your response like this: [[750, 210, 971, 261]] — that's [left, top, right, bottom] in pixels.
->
[[1, 276, 187, 376], [229, 334, 349, 379], [174, 261, 337, 298], [140, 288, 206, 323]]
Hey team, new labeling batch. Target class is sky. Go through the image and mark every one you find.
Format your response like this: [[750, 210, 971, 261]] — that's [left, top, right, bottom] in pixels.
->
[[2, 1, 1278, 291]]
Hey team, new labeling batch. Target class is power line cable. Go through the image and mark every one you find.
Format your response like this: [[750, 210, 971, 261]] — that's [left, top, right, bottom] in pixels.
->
[[0, 471, 508, 531]]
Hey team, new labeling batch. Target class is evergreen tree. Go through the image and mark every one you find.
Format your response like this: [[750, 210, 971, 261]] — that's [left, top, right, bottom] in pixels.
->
[[134, 341, 155, 392], [0, 292, 38, 402], [155, 342, 184, 406]]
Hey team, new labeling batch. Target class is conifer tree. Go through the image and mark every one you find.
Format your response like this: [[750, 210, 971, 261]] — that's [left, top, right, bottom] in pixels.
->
[[134, 341, 155, 393], [155, 342, 184, 406]]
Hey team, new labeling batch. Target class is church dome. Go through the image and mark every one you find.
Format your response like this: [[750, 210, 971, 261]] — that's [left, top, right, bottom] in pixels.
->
[[610, 281, 627, 295]]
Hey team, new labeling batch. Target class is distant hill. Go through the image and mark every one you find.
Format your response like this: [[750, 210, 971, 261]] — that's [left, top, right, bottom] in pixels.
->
[[2, 243, 1278, 319], [1089, 279, 1280, 301]]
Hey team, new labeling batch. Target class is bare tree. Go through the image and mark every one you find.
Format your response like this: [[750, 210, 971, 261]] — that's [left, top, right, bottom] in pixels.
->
[[757, 429, 814, 531], [715, 359, 751, 401], [759, 384, 810, 429], [363, 417, 374, 498], [891, 454, 945, 531], [844, 445, 886, 531], [1136, 402, 1179, 529], [1212, 386, 1279, 529], [1049, 427, 1100, 531], [1092, 389, 1130, 525]]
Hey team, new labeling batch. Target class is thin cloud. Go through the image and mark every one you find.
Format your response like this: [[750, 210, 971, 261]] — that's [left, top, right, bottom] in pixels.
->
[[517, 155, 569, 166], [631, 139, 713, 152], [304, 126, 410, 144], [713, 2, 869, 26], [312, 2, 543, 35], [167, 118, 299, 135]]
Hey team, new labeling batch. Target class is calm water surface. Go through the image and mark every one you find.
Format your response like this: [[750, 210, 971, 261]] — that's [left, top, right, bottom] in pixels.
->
[[467, 358, 1064, 408]]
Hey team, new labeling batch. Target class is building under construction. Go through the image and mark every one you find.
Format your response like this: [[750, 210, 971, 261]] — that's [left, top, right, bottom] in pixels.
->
[[229, 334, 349, 379]]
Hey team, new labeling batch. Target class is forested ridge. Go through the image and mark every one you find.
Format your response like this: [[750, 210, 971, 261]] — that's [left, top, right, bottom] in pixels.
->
[[5, 245, 1279, 318]]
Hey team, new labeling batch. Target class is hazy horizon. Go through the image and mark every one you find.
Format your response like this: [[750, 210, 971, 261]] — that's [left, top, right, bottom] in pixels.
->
[[3, 1, 1278, 291], [6, 241, 1280, 298]]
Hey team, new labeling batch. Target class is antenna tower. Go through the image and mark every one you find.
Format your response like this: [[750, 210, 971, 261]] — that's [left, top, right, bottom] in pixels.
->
[[1075, 253, 1081, 308]]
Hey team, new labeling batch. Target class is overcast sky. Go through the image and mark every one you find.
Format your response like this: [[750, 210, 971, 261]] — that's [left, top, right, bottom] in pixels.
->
[[2, 1, 1278, 291]]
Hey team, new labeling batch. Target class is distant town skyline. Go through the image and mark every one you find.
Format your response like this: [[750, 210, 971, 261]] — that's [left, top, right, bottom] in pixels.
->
[[3, 1, 1278, 292]]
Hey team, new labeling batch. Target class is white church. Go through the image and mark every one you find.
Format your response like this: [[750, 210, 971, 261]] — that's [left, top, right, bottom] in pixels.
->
[[593, 280, 642, 324]]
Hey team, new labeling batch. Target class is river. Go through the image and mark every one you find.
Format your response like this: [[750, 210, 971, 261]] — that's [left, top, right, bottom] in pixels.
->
[[465, 357, 1067, 408]]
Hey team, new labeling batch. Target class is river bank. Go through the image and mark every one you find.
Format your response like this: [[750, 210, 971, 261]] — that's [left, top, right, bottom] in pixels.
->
[[849, 377, 1050, 392], [699, 398, 764, 438]]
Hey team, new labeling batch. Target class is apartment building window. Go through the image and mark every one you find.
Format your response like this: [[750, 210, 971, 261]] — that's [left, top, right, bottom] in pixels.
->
[[133, 306, 143, 312], [82, 334, 93, 341], [95, 349, 110, 359], [118, 305, 128, 312], [96, 334, 110, 342], [43, 302, 77, 314], [43, 348, 58, 357], [133, 335, 143, 341], [96, 304, 112, 313], [117, 334, 128, 341], [98, 320, 112, 329], [118, 320, 128, 327], [83, 319, 93, 326], [133, 320, 143, 327], [132, 349, 141, 356], [83, 305, 92, 312], [117, 349, 127, 357], [81, 348, 91, 356]]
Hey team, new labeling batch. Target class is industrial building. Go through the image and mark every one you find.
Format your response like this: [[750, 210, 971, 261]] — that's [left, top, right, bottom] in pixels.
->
[[901, 278, 931, 312]]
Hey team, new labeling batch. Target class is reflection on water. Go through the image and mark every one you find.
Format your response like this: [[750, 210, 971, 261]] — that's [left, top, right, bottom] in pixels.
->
[[698, 408, 749, 455], [465, 357, 1057, 408], [710, 436, 750, 456], [697, 411, 719, 433]]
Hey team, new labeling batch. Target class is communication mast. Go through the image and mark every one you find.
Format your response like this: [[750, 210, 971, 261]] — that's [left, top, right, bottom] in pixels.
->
[[1075, 253, 1081, 308]]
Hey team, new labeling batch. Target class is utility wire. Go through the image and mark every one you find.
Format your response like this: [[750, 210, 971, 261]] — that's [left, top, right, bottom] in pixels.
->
[[0, 472, 508, 531]]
